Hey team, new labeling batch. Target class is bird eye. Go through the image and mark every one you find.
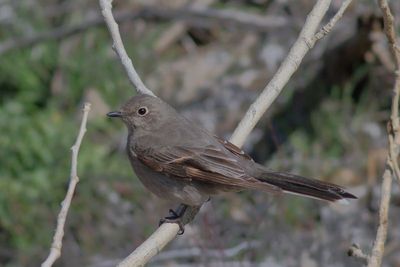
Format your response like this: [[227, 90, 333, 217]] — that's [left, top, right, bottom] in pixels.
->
[[137, 107, 148, 116]]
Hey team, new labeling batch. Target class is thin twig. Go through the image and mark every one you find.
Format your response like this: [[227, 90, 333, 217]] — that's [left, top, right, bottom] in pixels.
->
[[348, 0, 400, 266], [348, 244, 370, 265], [41, 103, 91, 267], [367, 1, 400, 266], [311, 0, 353, 42], [99, 0, 154, 96], [367, 168, 393, 267], [230, 0, 353, 146], [381, 0, 400, 184]]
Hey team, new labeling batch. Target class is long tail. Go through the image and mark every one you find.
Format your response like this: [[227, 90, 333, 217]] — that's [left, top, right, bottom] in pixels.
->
[[257, 170, 357, 204]]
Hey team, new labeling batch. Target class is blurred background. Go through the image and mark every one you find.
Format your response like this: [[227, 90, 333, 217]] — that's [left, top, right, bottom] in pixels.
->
[[1, 0, 400, 266]]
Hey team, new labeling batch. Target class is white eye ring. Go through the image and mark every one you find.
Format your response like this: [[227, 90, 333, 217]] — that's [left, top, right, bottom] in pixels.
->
[[137, 106, 148, 116]]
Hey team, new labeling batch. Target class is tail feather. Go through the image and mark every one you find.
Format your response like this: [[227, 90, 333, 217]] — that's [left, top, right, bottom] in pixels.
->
[[257, 170, 357, 203]]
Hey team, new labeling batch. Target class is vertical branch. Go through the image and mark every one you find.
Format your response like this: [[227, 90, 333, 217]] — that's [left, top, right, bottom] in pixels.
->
[[368, 168, 392, 267], [41, 103, 91, 267], [99, 0, 155, 96], [367, 1, 400, 266], [349, 0, 400, 266]]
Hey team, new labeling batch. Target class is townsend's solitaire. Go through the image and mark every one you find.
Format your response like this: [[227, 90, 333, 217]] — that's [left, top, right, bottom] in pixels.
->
[[107, 95, 356, 228]]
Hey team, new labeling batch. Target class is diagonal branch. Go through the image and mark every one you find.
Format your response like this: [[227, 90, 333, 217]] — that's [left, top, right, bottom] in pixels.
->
[[230, 0, 352, 146], [348, 244, 370, 265], [41, 103, 91, 267], [310, 0, 353, 43]]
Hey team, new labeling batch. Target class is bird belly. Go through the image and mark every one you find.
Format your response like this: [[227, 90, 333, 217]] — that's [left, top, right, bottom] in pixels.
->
[[130, 158, 210, 206]]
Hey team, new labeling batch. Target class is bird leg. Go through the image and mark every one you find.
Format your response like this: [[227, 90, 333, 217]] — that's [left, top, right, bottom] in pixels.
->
[[159, 204, 188, 235]]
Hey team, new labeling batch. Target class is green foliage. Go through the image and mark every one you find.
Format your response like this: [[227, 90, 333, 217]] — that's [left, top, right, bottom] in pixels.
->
[[0, 27, 137, 263]]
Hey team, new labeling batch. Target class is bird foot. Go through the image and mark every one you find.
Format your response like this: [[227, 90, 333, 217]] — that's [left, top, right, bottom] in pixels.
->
[[158, 205, 187, 235], [159, 217, 185, 235]]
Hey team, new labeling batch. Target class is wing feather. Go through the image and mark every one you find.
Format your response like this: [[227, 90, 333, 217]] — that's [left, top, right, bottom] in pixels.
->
[[214, 136, 253, 161], [136, 145, 280, 192]]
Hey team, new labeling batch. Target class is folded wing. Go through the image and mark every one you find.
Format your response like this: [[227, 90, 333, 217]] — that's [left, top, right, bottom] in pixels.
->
[[136, 145, 281, 193]]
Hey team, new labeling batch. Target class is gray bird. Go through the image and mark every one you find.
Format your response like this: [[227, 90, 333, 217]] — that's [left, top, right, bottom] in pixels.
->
[[108, 94, 356, 231]]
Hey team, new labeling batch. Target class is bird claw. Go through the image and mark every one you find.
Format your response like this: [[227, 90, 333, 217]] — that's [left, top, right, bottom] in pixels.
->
[[159, 217, 185, 235], [158, 205, 188, 235]]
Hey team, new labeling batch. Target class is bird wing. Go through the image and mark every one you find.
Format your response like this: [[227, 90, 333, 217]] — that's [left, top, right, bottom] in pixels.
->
[[213, 136, 253, 161], [135, 144, 281, 193]]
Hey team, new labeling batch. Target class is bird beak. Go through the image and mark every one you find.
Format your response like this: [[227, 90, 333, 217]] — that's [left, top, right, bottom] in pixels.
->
[[107, 111, 123, 118]]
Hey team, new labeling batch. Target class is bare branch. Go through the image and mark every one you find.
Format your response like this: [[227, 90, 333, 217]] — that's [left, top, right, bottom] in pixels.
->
[[367, 168, 393, 267], [311, 0, 353, 42], [117, 205, 200, 267], [348, 244, 370, 265], [99, 0, 154, 96], [230, 0, 353, 146], [366, 1, 400, 266], [349, 1, 400, 266], [41, 103, 91, 267]]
